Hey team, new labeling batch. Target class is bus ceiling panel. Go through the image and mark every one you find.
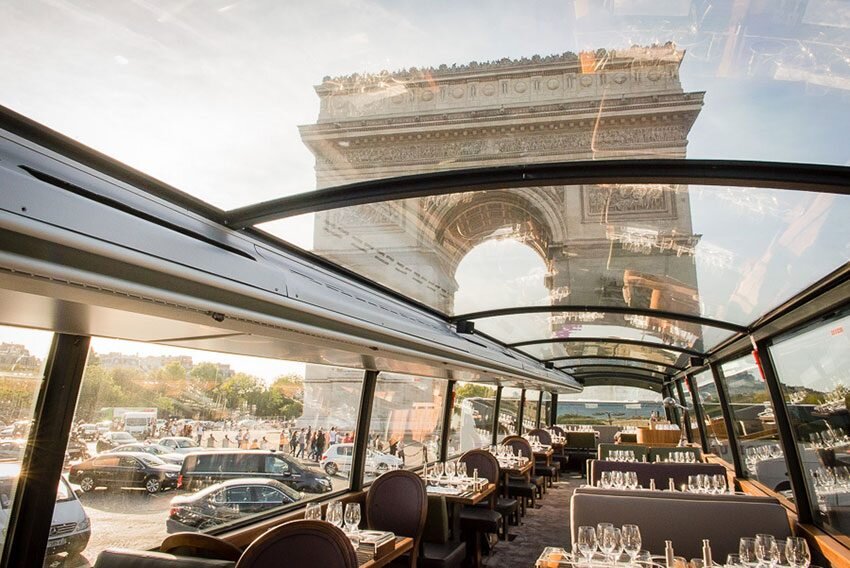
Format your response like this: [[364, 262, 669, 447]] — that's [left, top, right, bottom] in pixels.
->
[[226, 160, 850, 227], [510, 337, 703, 357], [578, 376, 665, 393], [530, 342, 689, 367], [557, 364, 671, 379], [566, 371, 665, 385], [0, 238, 579, 391]]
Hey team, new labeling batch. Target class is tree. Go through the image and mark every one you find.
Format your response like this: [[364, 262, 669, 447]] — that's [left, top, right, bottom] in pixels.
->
[[454, 383, 495, 401], [215, 373, 263, 410]]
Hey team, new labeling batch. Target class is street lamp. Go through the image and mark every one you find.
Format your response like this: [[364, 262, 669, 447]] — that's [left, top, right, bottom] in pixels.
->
[[662, 396, 689, 447]]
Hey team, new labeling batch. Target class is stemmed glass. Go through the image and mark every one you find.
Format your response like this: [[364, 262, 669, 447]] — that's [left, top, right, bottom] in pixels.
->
[[622, 524, 641, 566], [576, 526, 597, 566], [326, 500, 343, 527], [713, 474, 728, 494], [600, 526, 621, 565], [344, 502, 361, 534], [785, 537, 810, 568], [725, 554, 740, 567], [444, 460, 455, 480], [739, 537, 757, 567], [771, 540, 787, 567], [755, 534, 775, 566]]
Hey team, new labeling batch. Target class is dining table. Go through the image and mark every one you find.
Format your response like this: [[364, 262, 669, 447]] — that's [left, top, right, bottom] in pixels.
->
[[357, 536, 414, 567]]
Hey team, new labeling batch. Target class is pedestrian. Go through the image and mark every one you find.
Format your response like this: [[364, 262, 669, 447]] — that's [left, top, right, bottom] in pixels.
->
[[250, 438, 260, 450], [261, 436, 269, 450], [242, 429, 250, 449], [315, 429, 325, 462], [296, 428, 306, 458], [206, 434, 216, 448], [398, 440, 405, 466], [290, 430, 298, 454], [222, 434, 232, 449]]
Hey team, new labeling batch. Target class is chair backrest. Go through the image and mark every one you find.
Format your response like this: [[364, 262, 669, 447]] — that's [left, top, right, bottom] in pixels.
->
[[551, 425, 565, 437], [502, 435, 533, 459], [571, 491, 791, 560], [422, 495, 450, 544], [528, 428, 552, 445], [236, 520, 358, 568], [597, 443, 649, 461], [95, 548, 236, 568], [161, 533, 243, 561], [565, 432, 597, 450], [366, 470, 427, 562], [459, 449, 501, 491]]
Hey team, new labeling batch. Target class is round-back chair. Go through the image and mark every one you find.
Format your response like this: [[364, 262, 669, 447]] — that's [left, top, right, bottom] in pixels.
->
[[528, 428, 552, 445], [502, 435, 533, 460], [366, 469, 427, 567], [160, 532, 243, 561], [236, 520, 358, 568]]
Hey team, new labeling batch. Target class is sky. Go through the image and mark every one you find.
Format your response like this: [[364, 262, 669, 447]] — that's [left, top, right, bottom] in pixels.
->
[[1, 1, 849, 390]]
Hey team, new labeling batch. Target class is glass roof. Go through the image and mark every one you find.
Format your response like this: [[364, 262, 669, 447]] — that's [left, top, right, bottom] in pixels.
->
[[2, 1, 849, 376], [2, 1, 850, 211], [556, 359, 673, 375]]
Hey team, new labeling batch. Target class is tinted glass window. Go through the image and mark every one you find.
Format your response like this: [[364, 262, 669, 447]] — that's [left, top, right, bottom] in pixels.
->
[[118, 457, 138, 468], [225, 487, 251, 503], [770, 312, 850, 529], [447, 382, 496, 457], [264, 456, 289, 475], [497, 388, 522, 442], [523, 389, 541, 434], [368, 373, 446, 479], [681, 380, 702, 447], [254, 486, 285, 503]]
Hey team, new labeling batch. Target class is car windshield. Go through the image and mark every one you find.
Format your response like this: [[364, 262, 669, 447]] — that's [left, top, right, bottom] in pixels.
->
[[176, 439, 197, 448], [137, 455, 165, 467]]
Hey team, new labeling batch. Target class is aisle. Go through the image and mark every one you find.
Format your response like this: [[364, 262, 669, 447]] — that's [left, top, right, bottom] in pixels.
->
[[484, 476, 577, 567]]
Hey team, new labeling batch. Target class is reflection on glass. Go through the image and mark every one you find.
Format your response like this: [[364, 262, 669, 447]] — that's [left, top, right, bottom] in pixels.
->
[[49, 338, 355, 565], [522, 389, 541, 434], [367, 373, 445, 477], [682, 379, 703, 447], [0, 326, 52, 562], [541, 391, 553, 427], [557, 386, 663, 431], [497, 388, 522, 441], [446, 382, 495, 457], [695, 370, 729, 462], [771, 312, 850, 534], [719, 355, 789, 496]]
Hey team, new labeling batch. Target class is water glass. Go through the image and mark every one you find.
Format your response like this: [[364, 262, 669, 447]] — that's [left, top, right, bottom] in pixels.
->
[[576, 525, 597, 565], [344, 502, 361, 533], [785, 537, 810, 568], [444, 460, 455, 479], [305, 502, 322, 521], [725, 553, 740, 567], [326, 500, 343, 527], [755, 534, 775, 565], [771, 540, 787, 567], [713, 473, 727, 494], [739, 537, 757, 567], [688, 475, 701, 493], [626, 471, 639, 489], [600, 471, 613, 488]]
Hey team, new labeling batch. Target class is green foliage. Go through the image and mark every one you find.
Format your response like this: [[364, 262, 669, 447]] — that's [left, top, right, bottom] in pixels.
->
[[454, 383, 495, 401]]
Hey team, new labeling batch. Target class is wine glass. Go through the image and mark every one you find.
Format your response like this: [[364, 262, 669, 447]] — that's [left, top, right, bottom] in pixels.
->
[[305, 502, 322, 521], [576, 526, 597, 565], [622, 524, 641, 566], [600, 526, 621, 565], [326, 500, 343, 527], [344, 502, 361, 534], [444, 460, 455, 480], [626, 471, 639, 489], [600, 471, 612, 488], [725, 553, 740, 567], [739, 537, 757, 567], [771, 540, 787, 567], [713, 473, 728, 494], [755, 534, 775, 565], [785, 537, 810, 568], [688, 475, 700, 493]]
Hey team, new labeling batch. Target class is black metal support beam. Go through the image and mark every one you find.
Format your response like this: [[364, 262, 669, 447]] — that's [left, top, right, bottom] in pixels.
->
[[675, 379, 693, 444], [492, 386, 503, 446], [558, 363, 671, 380], [224, 159, 850, 228], [711, 362, 745, 478], [685, 374, 710, 453], [756, 341, 814, 524], [562, 371, 665, 384], [517, 389, 526, 435], [440, 380, 455, 460], [510, 336, 703, 357], [452, 305, 746, 333], [1, 334, 90, 568], [536, 391, 543, 428], [546, 355, 685, 371], [550, 392, 558, 427], [662, 384, 678, 424], [351, 370, 378, 489]]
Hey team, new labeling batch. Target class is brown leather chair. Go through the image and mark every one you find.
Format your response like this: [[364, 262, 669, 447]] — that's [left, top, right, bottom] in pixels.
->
[[528, 428, 559, 485], [460, 449, 516, 539], [366, 469, 428, 568], [236, 520, 358, 568], [161, 533, 243, 562], [503, 436, 546, 499], [95, 549, 236, 568], [420, 495, 466, 568]]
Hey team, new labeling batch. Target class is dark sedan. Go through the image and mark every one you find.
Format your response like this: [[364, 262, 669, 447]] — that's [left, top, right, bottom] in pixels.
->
[[167, 478, 302, 532], [69, 452, 180, 494], [96, 431, 138, 453]]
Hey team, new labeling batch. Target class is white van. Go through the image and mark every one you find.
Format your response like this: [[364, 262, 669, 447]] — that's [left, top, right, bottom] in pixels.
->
[[0, 464, 91, 557]]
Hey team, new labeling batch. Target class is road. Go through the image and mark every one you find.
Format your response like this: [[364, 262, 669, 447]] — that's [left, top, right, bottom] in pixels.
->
[[45, 434, 351, 567]]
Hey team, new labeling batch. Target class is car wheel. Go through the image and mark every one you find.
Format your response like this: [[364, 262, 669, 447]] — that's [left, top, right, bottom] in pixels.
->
[[144, 476, 162, 494], [324, 462, 339, 476], [376, 462, 389, 473], [79, 476, 96, 492]]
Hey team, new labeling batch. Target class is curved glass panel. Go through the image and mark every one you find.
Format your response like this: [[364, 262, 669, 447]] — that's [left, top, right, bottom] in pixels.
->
[[563, 366, 669, 382], [558, 386, 664, 429], [516, 340, 685, 366], [473, 312, 729, 351], [522, 389, 541, 433], [556, 358, 673, 375], [497, 387, 522, 442], [4, 1, 850, 213], [268, 184, 849, 345], [447, 381, 496, 457]]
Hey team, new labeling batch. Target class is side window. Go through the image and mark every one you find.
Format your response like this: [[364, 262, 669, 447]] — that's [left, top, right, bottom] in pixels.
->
[[94, 456, 120, 468], [225, 487, 251, 503], [211, 490, 226, 504], [253, 486, 285, 503], [265, 456, 290, 475], [339, 446, 352, 457], [119, 457, 139, 468]]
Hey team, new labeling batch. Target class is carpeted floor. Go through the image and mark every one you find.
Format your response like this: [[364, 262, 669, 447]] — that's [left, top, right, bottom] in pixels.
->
[[484, 474, 578, 567]]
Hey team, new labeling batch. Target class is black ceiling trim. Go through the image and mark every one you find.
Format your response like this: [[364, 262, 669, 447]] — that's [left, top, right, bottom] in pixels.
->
[[509, 336, 703, 357], [568, 371, 664, 383], [224, 159, 850, 228], [450, 304, 745, 333], [556, 363, 672, 379], [545, 354, 685, 370]]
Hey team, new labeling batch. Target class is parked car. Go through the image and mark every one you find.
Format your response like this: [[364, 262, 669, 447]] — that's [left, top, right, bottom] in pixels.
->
[[178, 451, 332, 494], [0, 464, 90, 557], [96, 431, 137, 453], [320, 443, 403, 476], [0, 440, 25, 462], [167, 478, 302, 533], [69, 452, 180, 494], [96, 421, 112, 434], [105, 443, 185, 465], [66, 437, 90, 462], [156, 437, 201, 454]]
